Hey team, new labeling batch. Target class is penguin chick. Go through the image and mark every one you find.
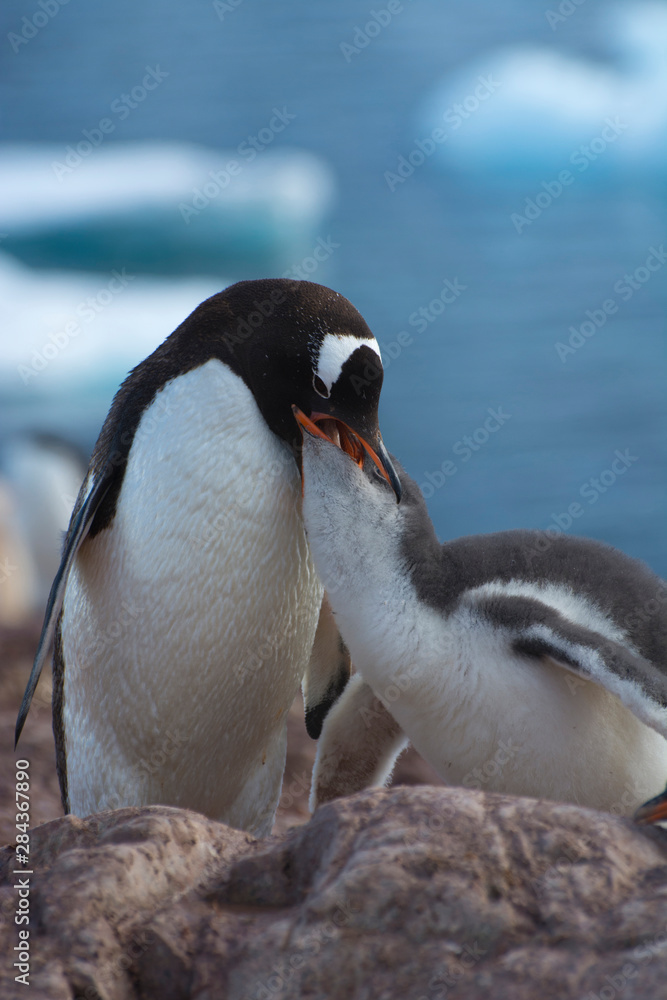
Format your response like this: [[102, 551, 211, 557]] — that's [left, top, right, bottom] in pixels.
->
[[297, 422, 667, 817]]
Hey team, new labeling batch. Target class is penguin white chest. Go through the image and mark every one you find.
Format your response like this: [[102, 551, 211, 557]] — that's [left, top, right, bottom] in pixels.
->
[[402, 611, 667, 813], [61, 360, 323, 834]]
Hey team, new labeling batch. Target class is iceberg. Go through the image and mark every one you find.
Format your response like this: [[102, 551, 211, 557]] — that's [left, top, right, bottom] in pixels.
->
[[0, 250, 222, 404], [417, 2, 667, 177], [0, 142, 336, 275]]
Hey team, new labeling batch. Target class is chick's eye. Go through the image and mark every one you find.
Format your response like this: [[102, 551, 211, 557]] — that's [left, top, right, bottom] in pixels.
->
[[313, 375, 330, 398]]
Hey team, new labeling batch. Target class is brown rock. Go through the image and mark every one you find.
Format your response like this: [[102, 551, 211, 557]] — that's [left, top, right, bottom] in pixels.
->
[[0, 622, 63, 849], [2, 787, 667, 999]]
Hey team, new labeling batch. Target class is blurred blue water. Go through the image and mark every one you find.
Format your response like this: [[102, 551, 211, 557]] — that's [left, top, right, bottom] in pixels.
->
[[0, 0, 665, 574]]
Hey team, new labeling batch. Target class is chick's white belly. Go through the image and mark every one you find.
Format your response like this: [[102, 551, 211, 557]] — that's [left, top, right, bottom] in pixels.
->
[[379, 627, 667, 816], [346, 597, 667, 817], [60, 360, 323, 834]]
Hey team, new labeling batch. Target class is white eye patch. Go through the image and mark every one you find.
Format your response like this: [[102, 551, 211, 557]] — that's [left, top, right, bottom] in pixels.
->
[[315, 333, 382, 395]]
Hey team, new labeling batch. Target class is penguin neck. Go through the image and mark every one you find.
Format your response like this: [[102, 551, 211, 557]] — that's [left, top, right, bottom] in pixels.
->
[[397, 494, 448, 606], [308, 484, 445, 698]]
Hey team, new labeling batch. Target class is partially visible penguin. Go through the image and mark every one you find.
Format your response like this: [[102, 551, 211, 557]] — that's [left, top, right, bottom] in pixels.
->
[[296, 415, 667, 817], [1, 434, 85, 612], [15, 280, 400, 836], [0, 478, 35, 627]]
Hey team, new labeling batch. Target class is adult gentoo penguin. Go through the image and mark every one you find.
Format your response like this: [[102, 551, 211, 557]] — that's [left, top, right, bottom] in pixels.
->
[[15, 279, 400, 837], [295, 416, 667, 817]]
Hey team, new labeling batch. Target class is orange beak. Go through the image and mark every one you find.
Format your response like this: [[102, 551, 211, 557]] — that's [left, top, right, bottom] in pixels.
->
[[634, 792, 667, 825], [292, 405, 401, 500]]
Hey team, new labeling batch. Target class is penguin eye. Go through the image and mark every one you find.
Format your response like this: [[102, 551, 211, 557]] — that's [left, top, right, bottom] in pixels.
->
[[313, 375, 330, 398]]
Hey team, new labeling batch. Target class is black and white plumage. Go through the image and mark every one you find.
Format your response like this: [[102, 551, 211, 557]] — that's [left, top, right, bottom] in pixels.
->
[[15, 279, 400, 837], [296, 423, 667, 817]]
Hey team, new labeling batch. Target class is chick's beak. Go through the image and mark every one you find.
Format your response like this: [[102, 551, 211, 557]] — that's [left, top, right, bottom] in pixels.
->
[[292, 405, 402, 502]]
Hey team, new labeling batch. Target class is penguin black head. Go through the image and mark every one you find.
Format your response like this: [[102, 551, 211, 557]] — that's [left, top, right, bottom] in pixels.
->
[[84, 279, 400, 537], [178, 279, 401, 499]]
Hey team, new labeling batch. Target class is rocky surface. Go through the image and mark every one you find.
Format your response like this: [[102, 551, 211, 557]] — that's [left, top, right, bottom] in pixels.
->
[[0, 622, 63, 847], [2, 787, 667, 999]]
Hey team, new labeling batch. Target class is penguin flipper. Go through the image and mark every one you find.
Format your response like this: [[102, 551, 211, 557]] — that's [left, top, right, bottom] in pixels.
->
[[477, 593, 667, 739], [14, 473, 111, 747], [303, 593, 352, 739], [309, 673, 408, 810]]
